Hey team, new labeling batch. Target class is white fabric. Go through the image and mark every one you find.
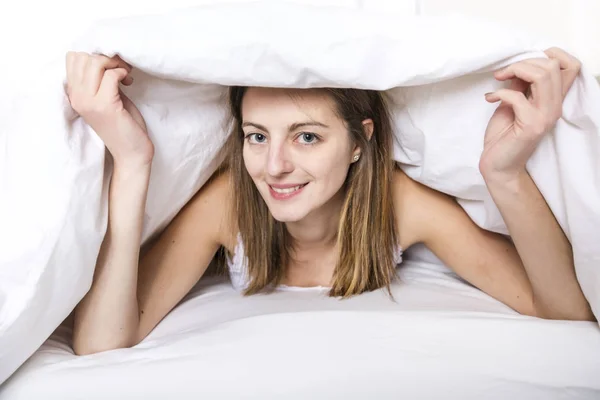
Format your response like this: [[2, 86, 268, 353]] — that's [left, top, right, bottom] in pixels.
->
[[1, 1, 599, 385], [2, 261, 599, 399]]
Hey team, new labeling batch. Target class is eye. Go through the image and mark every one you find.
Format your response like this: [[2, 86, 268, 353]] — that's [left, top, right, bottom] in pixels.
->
[[297, 132, 319, 144], [246, 133, 267, 144]]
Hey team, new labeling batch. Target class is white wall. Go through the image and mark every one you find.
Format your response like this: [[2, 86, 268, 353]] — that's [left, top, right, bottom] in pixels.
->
[[417, 0, 600, 76], [0, 0, 598, 95]]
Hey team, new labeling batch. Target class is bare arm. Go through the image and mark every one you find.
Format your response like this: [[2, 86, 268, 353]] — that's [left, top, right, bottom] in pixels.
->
[[134, 171, 232, 342], [395, 48, 593, 321], [394, 170, 594, 321], [485, 172, 593, 320], [67, 51, 235, 355], [73, 162, 151, 354], [73, 169, 232, 355]]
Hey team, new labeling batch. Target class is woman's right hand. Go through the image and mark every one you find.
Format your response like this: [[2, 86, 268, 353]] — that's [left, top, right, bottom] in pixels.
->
[[66, 52, 154, 167]]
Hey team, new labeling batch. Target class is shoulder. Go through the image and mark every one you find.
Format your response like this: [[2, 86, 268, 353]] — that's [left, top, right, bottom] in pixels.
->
[[391, 166, 463, 249], [179, 168, 238, 252], [391, 167, 422, 249], [391, 167, 454, 206], [189, 168, 232, 208]]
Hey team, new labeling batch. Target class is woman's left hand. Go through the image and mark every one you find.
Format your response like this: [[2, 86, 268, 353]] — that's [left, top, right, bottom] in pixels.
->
[[479, 47, 581, 182]]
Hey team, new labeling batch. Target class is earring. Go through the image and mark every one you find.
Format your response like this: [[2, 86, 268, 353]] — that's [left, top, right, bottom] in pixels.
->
[[353, 154, 360, 162]]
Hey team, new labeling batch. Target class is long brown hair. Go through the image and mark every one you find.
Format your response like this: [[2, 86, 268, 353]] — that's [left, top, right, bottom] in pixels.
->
[[224, 87, 398, 298]]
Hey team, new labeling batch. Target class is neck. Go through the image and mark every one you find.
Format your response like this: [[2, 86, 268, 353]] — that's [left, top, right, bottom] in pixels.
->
[[280, 188, 347, 287]]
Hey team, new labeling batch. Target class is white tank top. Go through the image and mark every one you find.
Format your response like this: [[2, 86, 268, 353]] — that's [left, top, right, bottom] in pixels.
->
[[226, 235, 403, 292]]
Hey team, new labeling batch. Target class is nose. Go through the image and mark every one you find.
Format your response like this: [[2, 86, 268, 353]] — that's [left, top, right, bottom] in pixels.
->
[[266, 141, 293, 177]]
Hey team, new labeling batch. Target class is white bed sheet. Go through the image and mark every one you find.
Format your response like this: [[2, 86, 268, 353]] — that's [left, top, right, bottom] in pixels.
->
[[2, 255, 599, 400]]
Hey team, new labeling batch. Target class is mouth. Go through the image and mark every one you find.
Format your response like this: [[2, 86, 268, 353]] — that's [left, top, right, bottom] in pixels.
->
[[268, 183, 308, 200]]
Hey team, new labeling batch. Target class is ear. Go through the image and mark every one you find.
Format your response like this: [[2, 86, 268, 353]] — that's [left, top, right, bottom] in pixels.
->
[[362, 119, 374, 141], [351, 119, 374, 162]]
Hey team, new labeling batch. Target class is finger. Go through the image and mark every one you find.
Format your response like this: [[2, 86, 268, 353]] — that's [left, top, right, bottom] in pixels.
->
[[73, 52, 89, 86], [97, 67, 130, 99], [494, 62, 557, 114], [485, 89, 538, 126], [86, 54, 133, 94], [544, 47, 582, 97], [520, 58, 562, 102], [111, 54, 133, 71], [508, 77, 530, 96], [99, 54, 133, 72], [122, 75, 134, 86], [65, 51, 79, 90]]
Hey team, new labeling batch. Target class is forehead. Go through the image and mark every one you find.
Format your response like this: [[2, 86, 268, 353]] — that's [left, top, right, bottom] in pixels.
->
[[241, 87, 339, 124]]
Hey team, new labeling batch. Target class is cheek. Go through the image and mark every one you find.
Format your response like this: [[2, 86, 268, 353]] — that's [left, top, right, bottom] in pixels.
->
[[242, 146, 262, 178], [308, 147, 351, 183]]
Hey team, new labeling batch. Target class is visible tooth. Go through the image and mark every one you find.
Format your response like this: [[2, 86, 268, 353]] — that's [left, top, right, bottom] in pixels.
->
[[273, 185, 302, 194]]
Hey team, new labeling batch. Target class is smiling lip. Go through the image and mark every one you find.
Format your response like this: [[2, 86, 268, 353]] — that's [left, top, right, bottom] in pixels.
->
[[268, 183, 308, 200]]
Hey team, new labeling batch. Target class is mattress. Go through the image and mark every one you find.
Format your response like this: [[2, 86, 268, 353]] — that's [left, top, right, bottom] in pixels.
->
[[2, 249, 599, 400]]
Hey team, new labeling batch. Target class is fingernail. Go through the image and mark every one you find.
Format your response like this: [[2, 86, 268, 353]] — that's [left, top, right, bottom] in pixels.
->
[[485, 92, 498, 102]]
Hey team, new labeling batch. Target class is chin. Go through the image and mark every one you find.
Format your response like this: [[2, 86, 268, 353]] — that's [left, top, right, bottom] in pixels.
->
[[268, 207, 309, 223]]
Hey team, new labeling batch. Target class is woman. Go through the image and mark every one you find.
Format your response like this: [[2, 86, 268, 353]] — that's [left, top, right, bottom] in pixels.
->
[[66, 47, 594, 355]]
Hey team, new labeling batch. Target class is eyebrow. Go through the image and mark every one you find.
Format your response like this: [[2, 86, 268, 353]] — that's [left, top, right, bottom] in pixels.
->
[[241, 121, 329, 132]]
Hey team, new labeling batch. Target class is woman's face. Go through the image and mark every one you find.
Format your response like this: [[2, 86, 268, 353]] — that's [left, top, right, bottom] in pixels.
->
[[241, 87, 359, 223]]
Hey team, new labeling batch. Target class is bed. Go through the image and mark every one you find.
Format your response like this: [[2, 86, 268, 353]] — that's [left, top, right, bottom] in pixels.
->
[[1, 2, 599, 397], [2, 247, 599, 399]]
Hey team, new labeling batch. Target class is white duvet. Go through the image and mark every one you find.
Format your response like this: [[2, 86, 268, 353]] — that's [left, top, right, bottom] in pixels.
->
[[1, 0, 599, 391], [2, 258, 600, 399]]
